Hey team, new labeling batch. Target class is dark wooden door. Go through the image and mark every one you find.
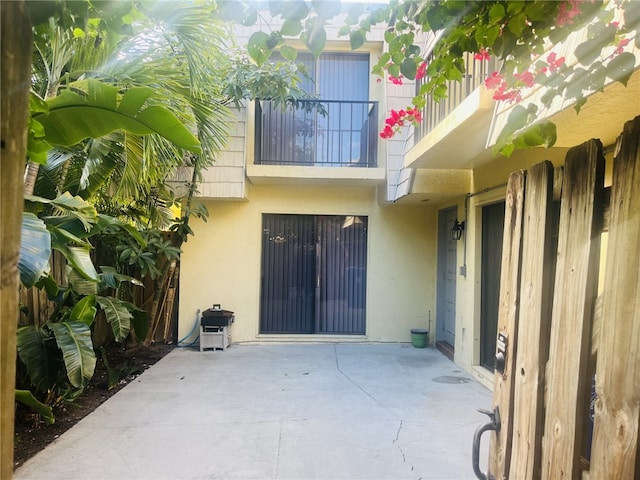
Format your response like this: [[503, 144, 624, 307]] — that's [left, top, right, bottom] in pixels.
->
[[480, 201, 505, 369]]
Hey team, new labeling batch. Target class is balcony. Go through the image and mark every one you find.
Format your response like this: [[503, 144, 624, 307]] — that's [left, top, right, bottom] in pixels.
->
[[255, 99, 378, 168], [405, 53, 499, 170], [415, 53, 499, 143]]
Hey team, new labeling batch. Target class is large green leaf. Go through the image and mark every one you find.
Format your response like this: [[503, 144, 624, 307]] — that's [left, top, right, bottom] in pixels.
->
[[96, 214, 146, 246], [33, 79, 201, 153], [68, 265, 99, 295], [16, 326, 57, 393], [52, 243, 99, 282], [99, 266, 144, 290], [15, 390, 55, 425], [130, 308, 149, 342], [97, 296, 132, 342], [248, 31, 272, 66], [26, 192, 98, 232], [49, 321, 96, 389], [19, 213, 52, 288], [69, 295, 97, 326]]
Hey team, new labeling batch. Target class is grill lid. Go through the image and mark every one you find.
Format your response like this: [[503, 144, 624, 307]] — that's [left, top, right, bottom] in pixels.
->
[[202, 304, 234, 318]]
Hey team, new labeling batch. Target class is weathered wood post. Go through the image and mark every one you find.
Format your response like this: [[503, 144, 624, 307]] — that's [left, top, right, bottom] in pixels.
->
[[1, 1, 33, 477]]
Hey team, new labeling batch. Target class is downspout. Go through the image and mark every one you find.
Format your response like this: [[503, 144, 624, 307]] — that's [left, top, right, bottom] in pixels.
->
[[459, 182, 508, 277]]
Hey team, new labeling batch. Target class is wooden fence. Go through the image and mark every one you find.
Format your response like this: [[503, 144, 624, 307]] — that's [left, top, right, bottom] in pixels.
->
[[480, 115, 640, 480]]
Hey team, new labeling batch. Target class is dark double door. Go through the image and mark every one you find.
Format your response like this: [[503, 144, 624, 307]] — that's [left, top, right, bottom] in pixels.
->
[[260, 214, 367, 334]]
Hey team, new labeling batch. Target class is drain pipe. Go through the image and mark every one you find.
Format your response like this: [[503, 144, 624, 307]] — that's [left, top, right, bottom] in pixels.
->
[[459, 182, 508, 277]]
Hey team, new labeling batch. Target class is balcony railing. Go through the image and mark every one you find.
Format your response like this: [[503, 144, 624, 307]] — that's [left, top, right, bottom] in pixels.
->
[[255, 99, 378, 168], [415, 53, 500, 142]]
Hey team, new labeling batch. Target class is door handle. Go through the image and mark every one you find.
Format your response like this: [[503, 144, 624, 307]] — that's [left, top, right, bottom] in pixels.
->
[[472, 406, 501, 480]]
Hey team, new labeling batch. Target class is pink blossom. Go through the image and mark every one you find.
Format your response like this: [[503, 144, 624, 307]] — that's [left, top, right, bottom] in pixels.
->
[[493, 87, 522, 104], [389, 75, 403, 85], [614, 37, 631, 55], [546, 52, 566, 72], [380, 106, 424, 139], [380, 125, 394, 139], [474, 48, 490, 61], [416, 62, 428, 80], [485, 71, 504, 90], [410, 109, 422, 123], [557, 0, 582, 26], [514, 71, 535, 88]]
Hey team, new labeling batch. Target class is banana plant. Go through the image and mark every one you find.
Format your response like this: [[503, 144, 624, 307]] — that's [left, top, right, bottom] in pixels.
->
[[17, 193, 148, 399]]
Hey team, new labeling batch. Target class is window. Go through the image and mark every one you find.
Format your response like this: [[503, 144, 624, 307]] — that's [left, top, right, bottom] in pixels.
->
[[256, 52, 377, 167]]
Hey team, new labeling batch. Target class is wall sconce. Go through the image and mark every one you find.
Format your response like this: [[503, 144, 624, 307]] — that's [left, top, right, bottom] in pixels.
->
[[451, 218, 465, 241]]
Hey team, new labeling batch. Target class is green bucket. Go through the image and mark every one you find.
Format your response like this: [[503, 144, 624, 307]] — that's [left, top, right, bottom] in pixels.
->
[[411, 329, 429, 348]]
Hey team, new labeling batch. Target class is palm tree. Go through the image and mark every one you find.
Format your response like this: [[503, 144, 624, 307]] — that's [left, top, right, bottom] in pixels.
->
[[27, 1, 319, 344]]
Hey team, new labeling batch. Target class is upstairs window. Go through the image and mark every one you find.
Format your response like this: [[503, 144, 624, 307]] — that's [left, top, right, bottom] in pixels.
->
[[256, 52, 377, 167]]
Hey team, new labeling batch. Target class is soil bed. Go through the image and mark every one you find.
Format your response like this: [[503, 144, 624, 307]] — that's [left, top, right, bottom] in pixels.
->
[[13, 342, 174, 469]]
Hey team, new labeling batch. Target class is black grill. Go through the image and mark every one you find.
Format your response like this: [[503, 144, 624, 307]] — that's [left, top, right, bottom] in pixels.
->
[[201, 305, 234, 327]]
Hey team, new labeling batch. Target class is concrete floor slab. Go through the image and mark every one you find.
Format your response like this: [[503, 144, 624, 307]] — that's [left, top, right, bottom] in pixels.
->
[[14, 343, 492, 480]]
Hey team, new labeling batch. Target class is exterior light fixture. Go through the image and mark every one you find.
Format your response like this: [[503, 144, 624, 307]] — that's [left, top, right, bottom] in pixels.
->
[[451, 218, 465, 241]]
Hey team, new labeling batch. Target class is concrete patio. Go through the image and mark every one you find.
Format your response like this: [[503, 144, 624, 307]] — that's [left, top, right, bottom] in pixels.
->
[[14, 343, 492, 480]]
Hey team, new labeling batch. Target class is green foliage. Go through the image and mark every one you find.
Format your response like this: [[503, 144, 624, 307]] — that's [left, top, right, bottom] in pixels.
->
[[18, 195, 150, 400], [49, 321, 96, 389], [19, 213, 52, 288], [98, 347, 122, 390], [17, 326, 61, 394], [15, 390, 56, 425], [235, 0, 638, 156], [31, 79, 202, 158], [70, 295, 97, 325]]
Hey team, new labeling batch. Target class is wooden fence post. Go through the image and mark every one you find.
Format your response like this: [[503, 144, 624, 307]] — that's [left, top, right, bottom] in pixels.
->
[[489, 170, 526, 479], [542, 139, 605, 479], [509, 161, 556, 480], [1, 2, 32, 478], [590, 115, 640, 479]]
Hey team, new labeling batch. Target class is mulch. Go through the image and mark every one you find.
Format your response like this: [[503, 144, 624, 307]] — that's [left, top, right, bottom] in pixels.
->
[[13, 342, 175, 469]]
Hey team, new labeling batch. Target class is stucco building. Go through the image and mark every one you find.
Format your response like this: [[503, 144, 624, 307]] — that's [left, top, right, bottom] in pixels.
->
[[176, 4, 640, 388]]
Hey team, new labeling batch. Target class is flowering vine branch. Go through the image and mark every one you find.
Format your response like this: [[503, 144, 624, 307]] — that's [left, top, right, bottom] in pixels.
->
[[237, 0, 638, 156], [362, 0, 639, 155]]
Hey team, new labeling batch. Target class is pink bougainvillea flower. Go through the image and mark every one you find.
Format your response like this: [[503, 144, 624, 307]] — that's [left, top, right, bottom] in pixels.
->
[[493, 87, 522, 104], [546, 52, 566, 72], [514, 70, 535, 88], [380, 125, 394, 139], [474, 48, 490, 61], [380, 106, 424, 139], [485, 71, 504, 90], [557, 0, 582, 26], [389, 75, 403, 85], [408, 108, 423, 123], [614, 37, 631, 55], [415, 61, 428, 80]]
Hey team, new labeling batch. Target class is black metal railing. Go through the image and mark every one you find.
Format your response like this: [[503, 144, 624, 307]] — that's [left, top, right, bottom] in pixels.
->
[[255, 99, 378, 168], [415, 53, 500, 142]]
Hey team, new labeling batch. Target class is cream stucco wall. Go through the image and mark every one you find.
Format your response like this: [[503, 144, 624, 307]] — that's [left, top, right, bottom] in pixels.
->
[[436, 146, 574, 388], [177, 184, 436, 345]]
